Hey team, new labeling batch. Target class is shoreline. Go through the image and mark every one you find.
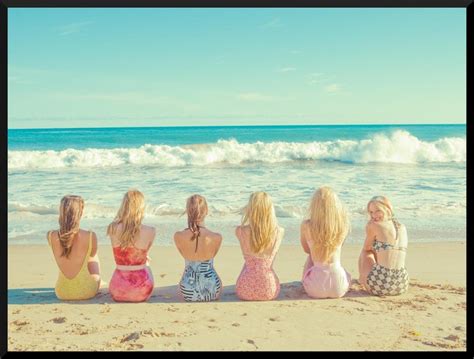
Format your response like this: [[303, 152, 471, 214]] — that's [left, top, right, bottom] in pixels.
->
[[8, 242, 466, 351]]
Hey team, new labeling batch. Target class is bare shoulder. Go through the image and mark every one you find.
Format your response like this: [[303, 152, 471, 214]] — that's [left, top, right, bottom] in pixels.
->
[[366, 220, 380, 231], [236, 225, 250, 238], [209, 229, 223, 242], [301, 220, 310, 230], [173, 228, 188, 241], [48, 230, 59, 243], [141, 224, 156, 236], [239, 225, 250, 233], [107, 222, 121, 238], [234, 225, 242, 235], [78, 229, 93, 242]]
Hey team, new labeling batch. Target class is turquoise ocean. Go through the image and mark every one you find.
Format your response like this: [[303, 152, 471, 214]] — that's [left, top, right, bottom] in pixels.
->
[[8, 124, 466, 245]]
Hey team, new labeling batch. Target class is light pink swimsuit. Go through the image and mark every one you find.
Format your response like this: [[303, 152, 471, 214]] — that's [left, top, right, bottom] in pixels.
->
[[302, 244, 351, 299], [109, 246, 154, 302], [235, 230, 282, 301]]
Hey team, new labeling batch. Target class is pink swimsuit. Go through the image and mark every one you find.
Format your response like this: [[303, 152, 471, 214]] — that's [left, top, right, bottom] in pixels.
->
[[109, 246, 154, 302], [235, 233, 282, 301], [302, 244, 351, 299]]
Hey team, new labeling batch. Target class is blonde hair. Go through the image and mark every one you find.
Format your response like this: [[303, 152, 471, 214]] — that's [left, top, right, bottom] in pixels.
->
[[242, 192, 278, 254], [186, 194, 208, 252], [367, 195, 401, 230], [107, 189, 145, 248], [57, 195, 84, 258], [307, 186, 350, 263]]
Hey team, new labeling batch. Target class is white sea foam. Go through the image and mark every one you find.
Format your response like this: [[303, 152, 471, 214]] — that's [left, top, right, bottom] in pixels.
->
[[8, 131, 466, 170]]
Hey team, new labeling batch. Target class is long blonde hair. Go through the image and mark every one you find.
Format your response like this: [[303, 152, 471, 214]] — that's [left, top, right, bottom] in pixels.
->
[[58, 195, 84, 258], [242, 192, 278, 254], [186, 194, 208, 252], [107, 189, 145, 248], [367, 195, 401, 230], [307, 186, 350, 263]]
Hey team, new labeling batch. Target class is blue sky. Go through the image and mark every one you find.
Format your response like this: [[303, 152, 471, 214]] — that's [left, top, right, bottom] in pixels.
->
[[8, 8, 466, 128]]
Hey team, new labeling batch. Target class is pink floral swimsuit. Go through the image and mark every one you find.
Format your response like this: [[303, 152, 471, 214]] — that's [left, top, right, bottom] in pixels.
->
[[109, 246, 154, 302], [235, 233, 282, 301]]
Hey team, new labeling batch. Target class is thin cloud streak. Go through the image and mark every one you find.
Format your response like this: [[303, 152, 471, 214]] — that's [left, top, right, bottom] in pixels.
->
[[277, 67, 296, 73], [260, 17, 282, 29], [57, 21, 94, 36], [236, 92, 275, 102]]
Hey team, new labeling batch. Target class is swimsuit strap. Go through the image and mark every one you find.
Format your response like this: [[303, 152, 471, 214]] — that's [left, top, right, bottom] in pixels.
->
[[79, 231, 93, 271]]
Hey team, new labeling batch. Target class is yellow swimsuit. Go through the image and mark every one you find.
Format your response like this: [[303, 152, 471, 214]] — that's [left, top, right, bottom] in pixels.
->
[[48, 230, 99, 300]]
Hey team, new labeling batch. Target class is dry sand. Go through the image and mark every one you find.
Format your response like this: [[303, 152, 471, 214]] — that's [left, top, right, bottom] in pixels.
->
[[8, 242, 466, 351]]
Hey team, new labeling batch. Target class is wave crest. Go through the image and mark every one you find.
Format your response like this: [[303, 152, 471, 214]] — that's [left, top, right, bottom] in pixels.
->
[[8, 130, 465, 169]]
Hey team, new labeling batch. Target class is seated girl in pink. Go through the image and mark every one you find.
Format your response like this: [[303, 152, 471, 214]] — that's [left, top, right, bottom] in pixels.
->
[[300, 186, 351, 299], [107, 189, 156, 302], [235, 192, 284, 301]]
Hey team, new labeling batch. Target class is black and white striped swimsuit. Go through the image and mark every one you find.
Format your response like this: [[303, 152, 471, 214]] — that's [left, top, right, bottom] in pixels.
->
[[179, 259, 222, 302]]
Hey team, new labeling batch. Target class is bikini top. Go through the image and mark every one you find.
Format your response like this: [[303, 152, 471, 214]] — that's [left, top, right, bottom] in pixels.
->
[[372, 220, 407, 252]]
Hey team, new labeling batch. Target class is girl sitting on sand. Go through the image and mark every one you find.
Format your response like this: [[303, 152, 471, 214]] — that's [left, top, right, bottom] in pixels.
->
[[107, 189, 156, 302], [174, 194, 223, 302], [300, 186, 352, 299], [46, 195, 101, 300], [235, 192, 284, 301], [358, 196, 409, 296]]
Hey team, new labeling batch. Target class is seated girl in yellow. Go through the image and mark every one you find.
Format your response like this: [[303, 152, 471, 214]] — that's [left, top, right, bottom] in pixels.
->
[[46, 195, 101, 300]]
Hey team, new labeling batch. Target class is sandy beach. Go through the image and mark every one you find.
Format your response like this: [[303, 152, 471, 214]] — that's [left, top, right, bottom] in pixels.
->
[[7, 242, 466, 351]]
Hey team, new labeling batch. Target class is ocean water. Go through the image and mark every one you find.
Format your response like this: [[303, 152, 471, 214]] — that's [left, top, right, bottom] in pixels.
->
[[8, 124, 466, 245]]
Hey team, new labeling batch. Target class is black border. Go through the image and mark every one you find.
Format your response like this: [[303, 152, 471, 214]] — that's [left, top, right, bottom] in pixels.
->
[[466, 2, 472, 357], [2, 1, 471, 355], [2, 2, 7, 357], [2, 0, 473, 7]]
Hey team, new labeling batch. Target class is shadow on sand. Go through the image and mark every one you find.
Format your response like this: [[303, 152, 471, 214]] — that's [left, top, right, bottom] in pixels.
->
[[8, 279, 371, 305]]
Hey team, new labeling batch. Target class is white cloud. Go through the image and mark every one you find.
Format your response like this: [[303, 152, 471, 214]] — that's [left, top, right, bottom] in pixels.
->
[[308, 73, 325, 85], [236, 92, 275, 102], [214, 55, 226, 65], [57, 21, 94, 36], [260, 18, 282, 29], [277, 67, 296, 73]]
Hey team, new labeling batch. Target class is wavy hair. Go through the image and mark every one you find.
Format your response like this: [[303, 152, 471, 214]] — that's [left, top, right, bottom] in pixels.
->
[[241, 192, 278, 254], [57, 195, 84, 258], [307, 186, 350, 263], [107, 189, 145, 248]]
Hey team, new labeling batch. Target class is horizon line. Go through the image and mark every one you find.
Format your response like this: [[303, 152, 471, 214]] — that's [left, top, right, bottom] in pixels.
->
[[7, 123, 467, 131]]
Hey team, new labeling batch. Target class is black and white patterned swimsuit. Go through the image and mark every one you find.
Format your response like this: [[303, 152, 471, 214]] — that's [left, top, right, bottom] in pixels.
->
[[179, 259, 222, 302], [366, 223, 409, 296]]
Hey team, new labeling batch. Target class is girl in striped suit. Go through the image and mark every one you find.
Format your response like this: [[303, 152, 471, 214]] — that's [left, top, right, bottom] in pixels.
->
[[174, 195, 223, 302]]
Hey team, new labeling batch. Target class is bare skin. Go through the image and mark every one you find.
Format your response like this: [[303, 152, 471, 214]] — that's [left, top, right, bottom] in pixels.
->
[[174, 220, 223, 261], [47, 229, 101, 285], [358, 203, 408, 288], [235, 225, 284, 257], [109, 223, 156, 251]]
